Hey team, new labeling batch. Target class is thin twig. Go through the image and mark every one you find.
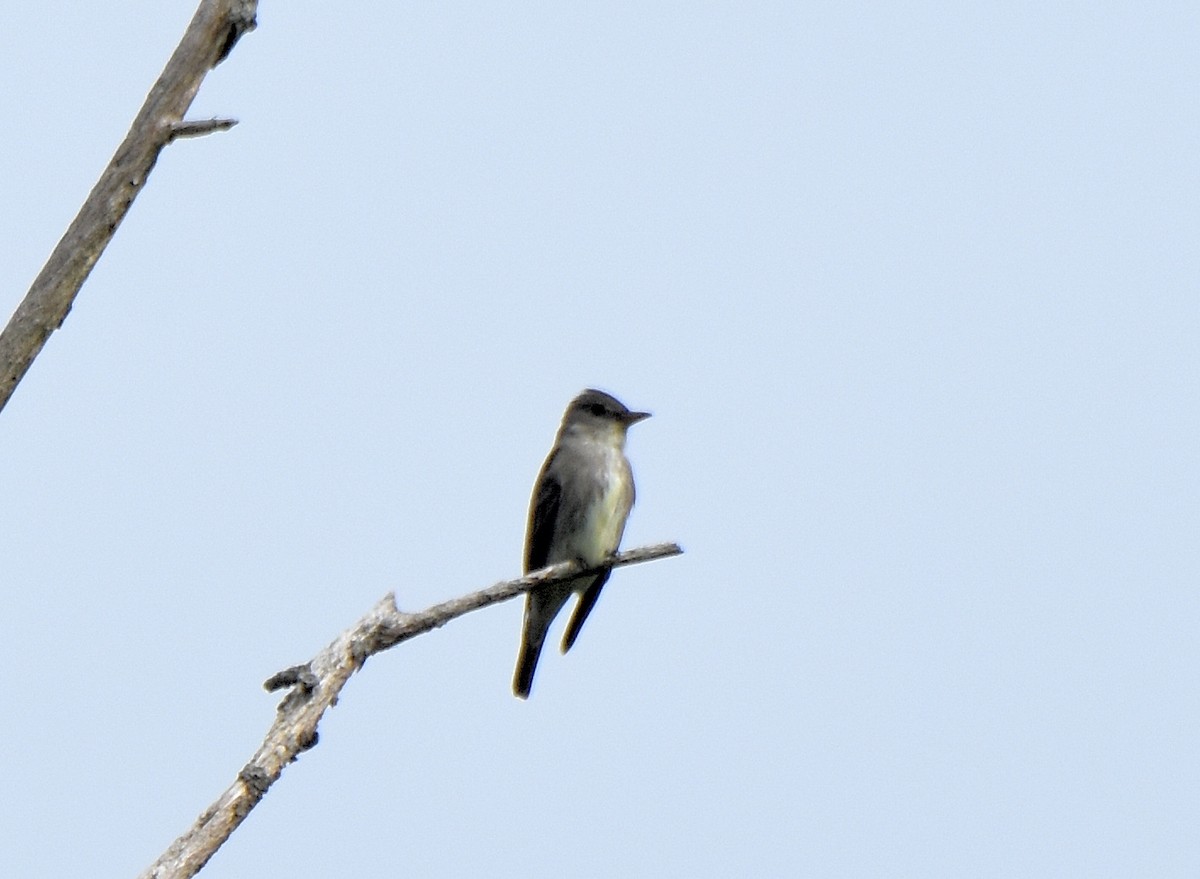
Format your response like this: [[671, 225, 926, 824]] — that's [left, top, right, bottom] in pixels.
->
[[168, 117, 239, 141], [0, 0, 257, 415], [138, 542, 683, 879]]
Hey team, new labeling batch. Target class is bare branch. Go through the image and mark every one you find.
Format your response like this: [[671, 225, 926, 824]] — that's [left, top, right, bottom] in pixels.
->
[[0, 0, 258, 415], [168, 117, 239, 141], [138, 542, 683, 879]]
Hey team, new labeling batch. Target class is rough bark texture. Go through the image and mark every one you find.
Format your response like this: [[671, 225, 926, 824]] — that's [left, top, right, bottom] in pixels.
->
[[138, 542, 683, 879], [0, 0, 257, 414]]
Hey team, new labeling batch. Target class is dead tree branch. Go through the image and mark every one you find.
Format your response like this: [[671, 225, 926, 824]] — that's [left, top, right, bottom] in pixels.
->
[[137, 541, 683, 879], [168, 117, 239, 141], [0, 0, 257, 415]]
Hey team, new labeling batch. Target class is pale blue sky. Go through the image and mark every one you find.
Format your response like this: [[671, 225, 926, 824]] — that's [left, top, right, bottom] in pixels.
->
[[2, 2, 1198, 876]]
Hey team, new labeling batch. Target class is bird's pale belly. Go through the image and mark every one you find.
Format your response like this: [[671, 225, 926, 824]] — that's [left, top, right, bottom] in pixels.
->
[[572, 484, 629, 565], [550, 450, 632, 568]]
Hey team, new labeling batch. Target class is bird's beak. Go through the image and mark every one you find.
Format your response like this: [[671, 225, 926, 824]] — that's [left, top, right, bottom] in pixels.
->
[[624, 410, 651, 426]]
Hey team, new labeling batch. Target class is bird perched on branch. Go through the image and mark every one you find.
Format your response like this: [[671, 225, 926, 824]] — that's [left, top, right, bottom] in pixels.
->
[[512, 389, 650, 699]]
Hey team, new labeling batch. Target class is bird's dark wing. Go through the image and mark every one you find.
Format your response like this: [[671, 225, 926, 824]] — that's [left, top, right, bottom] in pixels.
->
[[515, 450, 567, 697], [525, 450, 562, 573], [559, 568, 610, 654]]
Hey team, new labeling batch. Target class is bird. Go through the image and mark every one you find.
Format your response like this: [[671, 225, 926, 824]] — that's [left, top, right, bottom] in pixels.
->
[[512, 389, 650, 699]]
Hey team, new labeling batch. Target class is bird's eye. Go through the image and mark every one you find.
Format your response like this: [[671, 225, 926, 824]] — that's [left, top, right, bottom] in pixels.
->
[[587, 403, 606, 416]]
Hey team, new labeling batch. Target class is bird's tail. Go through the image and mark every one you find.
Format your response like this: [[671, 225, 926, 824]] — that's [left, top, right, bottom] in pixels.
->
[[513, 590, 553, 699], [512, 626, 546, 699], [513, 587, 572, 699]]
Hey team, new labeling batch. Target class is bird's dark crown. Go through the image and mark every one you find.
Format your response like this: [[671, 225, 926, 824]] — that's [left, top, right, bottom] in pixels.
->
[[570, 389, 631, 418], [565, 389, 651, 426]]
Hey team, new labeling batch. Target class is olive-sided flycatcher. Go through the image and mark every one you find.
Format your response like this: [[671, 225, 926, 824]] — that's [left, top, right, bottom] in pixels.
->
[[512, 389, 650, 699]]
